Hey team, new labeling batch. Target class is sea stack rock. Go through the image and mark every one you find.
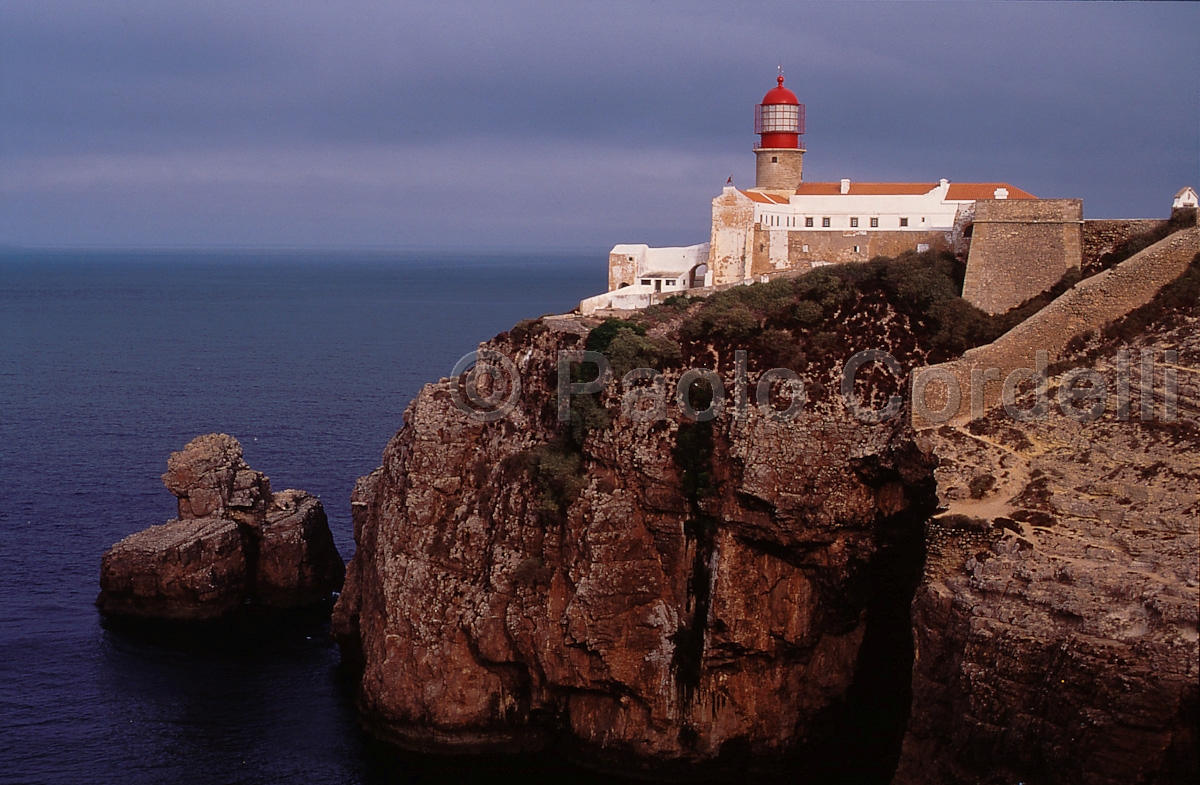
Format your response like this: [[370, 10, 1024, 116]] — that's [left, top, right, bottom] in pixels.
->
[[98, 433, 345, 621]]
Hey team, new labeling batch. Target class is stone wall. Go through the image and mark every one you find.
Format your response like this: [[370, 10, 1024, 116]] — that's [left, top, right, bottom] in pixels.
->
[[911, 227, 1199, 429], [961, 199, 1083, 315], [745, 227, 953, 275], [709, 187, 756, 285], [1081, 219, 1167, 274], [608, 250, 638, 291], [753, 148, 804, 190]]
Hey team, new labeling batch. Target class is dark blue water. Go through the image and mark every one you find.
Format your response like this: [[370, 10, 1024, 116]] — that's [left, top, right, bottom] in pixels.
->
[[0, 250, 629, 784]]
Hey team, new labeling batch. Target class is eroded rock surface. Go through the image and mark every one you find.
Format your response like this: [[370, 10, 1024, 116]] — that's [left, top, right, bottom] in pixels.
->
[[334, 250, 1198, 781], [333, 313, 937, 777], [98, 434, 344, 620], [895, 309, 1199, 784]]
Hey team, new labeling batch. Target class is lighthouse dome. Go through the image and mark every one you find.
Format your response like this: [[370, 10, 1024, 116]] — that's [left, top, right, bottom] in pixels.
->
[[754, 74, 804, 150], [761, 75, 799, 106]]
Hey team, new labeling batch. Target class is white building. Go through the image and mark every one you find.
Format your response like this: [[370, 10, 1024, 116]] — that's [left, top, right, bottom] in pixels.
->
[[584, 74, 1038, 312], [581, 243, 709, 314]]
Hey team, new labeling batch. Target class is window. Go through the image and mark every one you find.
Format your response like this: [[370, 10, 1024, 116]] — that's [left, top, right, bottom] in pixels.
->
[[771, 156, 778, 163], [822, 217, 831, 227], [899, 217, 909, 227], [870, 217, 879, 228], [853, 245, 860, 253], [802, 244, 809, 252], [805, 217, 814, 227], [640, 279, 650, 285], [850, 217, 859, 228]]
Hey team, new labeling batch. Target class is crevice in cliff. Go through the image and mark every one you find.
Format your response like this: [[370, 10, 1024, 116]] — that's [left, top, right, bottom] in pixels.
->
[[234, 521, 260, 607], [671, 420, 717, 709], [803, 474, 937, 784]]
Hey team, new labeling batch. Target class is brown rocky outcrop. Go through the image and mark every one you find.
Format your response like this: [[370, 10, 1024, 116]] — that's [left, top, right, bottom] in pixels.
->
[[895, 297, 1199, 783], [332, 313, 938, 778], [334, 248, 1197, 781], [98, 434, 344, 620]]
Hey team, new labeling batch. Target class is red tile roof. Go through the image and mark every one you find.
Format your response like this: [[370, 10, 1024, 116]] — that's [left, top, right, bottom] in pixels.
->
[[945, 183, 1036, 200], [752, 182, 1038, 200], [740, 190, 791, 204], [794, 182, 939, 196]]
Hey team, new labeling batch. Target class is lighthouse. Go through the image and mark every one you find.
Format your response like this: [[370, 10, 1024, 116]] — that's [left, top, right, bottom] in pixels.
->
[[753, 74, 805, 190]]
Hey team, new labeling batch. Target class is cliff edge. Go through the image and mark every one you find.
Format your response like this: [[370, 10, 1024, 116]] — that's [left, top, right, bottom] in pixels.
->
[[333, 248, 1198, 782]]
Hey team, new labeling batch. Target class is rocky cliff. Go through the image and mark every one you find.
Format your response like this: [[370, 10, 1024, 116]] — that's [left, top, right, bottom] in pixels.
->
[[333, 260, 958, 778], [894, 264, 1200, 784], [333, 249, 1198, 782], [98, 434, 345, 620]]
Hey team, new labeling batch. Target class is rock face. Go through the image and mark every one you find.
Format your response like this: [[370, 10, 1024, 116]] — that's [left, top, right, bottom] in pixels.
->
[[97, 516, 247, 619], [98, 434, 345, 620], [333, 251, 1198, 780], [333, 315, 938, 777], [895, 305, 1200, 784]]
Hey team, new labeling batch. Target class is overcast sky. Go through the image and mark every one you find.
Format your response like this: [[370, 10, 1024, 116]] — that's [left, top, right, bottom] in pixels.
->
[[1, 1, 1196, 250]]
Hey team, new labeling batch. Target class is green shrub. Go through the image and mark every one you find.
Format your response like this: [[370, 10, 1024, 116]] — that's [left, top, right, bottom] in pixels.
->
[[790, 299, 824, 326], [605, 327, 683, 377], [586, 318, 645, 354], [565, 394, 610, 449], [530, 441, 587, 518], [508, 318, 546, 346], [752, 328, 807, 371], [968, 474, 996, 499], [660, 294, 695, 310]]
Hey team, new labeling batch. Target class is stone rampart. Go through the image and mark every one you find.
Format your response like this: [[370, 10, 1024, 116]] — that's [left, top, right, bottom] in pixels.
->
[[749, 228, 952, 274], [1082, 219, 1167, 274], [961, 199, 1083, 315], [912, 227, 1199, 429]]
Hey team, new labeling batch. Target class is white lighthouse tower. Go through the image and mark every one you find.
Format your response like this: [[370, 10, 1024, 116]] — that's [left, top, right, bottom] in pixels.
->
[[753, 74, 805, 191]]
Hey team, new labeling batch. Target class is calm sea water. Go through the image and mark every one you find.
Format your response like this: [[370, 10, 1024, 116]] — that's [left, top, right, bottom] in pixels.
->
[[0, 249, 637, 784]]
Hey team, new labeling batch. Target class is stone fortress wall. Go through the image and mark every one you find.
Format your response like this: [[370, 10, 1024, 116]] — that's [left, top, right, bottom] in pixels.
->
[[1081, 219, 1168, 274], [912, 226, 1200, 429], [748, 226, 953, 276], [960, 199, 1083, 315]]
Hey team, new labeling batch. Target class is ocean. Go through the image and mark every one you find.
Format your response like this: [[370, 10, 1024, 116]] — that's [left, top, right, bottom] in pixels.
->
[[0, 249, 633, 784]]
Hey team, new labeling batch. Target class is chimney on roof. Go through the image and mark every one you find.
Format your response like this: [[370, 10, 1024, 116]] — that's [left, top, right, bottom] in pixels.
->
[[994, 187, 1009, 200], [840, 178, 850, 195], [939, 178, 949, 188]]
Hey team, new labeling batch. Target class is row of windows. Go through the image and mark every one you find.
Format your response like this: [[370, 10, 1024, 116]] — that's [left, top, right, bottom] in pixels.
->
[[795, 242, 928, 255], [760, 216, 916, 228], [761, 214, 802, 228]]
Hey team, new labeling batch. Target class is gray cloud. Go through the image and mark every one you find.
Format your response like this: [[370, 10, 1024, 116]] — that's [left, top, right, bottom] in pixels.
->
[[1, 1, 1196, 248]]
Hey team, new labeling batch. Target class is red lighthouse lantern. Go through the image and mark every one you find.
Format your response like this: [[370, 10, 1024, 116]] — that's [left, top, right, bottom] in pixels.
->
[[752, 74, 806, 191], [754, 75, 805, 150]]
